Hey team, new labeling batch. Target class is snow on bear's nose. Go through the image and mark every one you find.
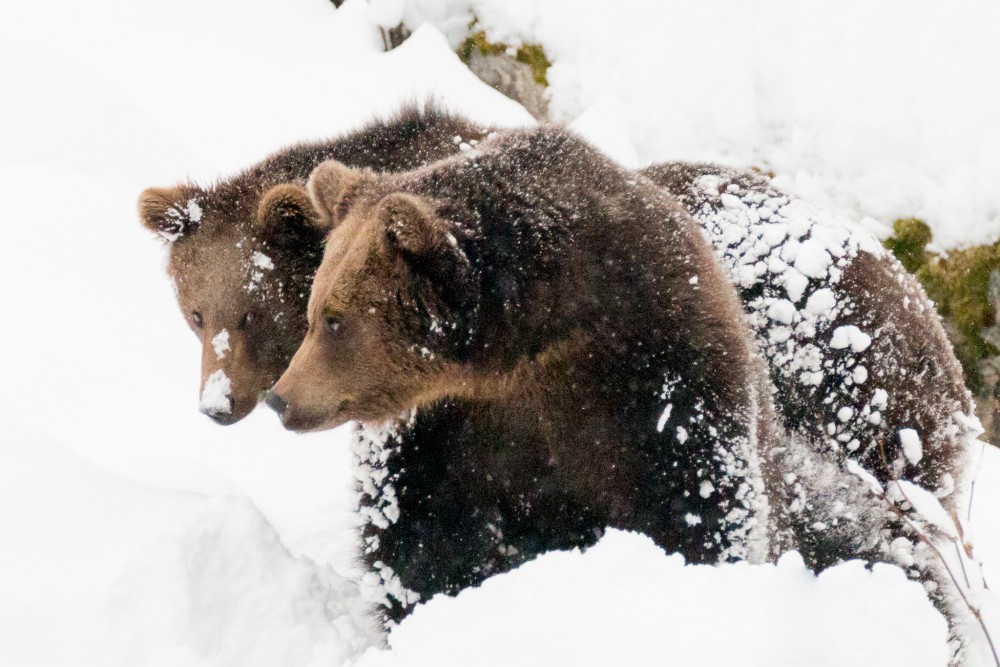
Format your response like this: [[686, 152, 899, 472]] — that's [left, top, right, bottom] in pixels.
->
[[200, 368, 234, 423]]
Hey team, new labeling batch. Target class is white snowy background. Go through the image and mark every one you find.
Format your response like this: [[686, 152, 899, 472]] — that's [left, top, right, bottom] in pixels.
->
[[1, 1, 999, 665]]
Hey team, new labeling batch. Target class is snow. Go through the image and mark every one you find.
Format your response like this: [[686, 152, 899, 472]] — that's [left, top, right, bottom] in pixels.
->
[[0, 425, 380, 667], [830, 325, 873, 353], [901, 428, 925, 466], [872, 388, 890, 409], [767, 299, 796, 324], [354, 534, 951, 667], [251, 251, 275, 271], [157, 199, 204, 242], [566, 96, 640, 168], [2, 0, 1000, 665], [805, 288, 837, 315], [200, 369, 233, 415], [893, 480, 957, 541], [400, 0, 1000, 250], [211, 329, 231, 360], [655, 403, 672, 432], [793, 238, 834, 279]]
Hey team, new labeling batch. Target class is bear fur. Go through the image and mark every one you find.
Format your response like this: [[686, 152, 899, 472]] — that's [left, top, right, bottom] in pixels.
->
[[273, 133, 981, 654], [138, 104, 494, 423], [270, 127, 784, 612], [138, 107, 630, 621], [642, 162, 984, 659], [141, 109, 981, 653], [641, 162, 977, 505]]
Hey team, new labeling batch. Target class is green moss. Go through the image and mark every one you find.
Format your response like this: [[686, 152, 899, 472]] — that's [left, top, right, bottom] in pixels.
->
[[884, 218, 932, 274], [514, 43, 551, 87], [458, 30, 507, 60], [749, 166, 777, 179], [884, 219, 1000, 393], [458, 30, 551, 87]]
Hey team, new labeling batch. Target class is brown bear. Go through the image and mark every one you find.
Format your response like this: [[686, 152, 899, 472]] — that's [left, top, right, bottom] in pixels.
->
[[268, 132, 981, 658], [268, 125, 787, 599], [641, 162, 978, 506], [138, 104, 495, 424], [139, 106, 627, 622], [642, 163, 985, 662]]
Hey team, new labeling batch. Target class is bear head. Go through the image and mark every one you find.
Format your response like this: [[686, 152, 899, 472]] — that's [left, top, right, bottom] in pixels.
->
[[268, 160, 480, 432], [138, 181, 328, 424]]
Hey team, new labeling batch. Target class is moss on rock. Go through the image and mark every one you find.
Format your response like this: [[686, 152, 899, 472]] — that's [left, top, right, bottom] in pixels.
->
[[884, 218, 933, 274], [458, 30, 551, 87], [884, 219, 1000, 393]]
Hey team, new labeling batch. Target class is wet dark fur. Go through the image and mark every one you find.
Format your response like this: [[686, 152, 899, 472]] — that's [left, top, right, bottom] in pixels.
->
[[312, 129, 780, 621], [642, 163, 979, 660], [642, 162, 972, 502]]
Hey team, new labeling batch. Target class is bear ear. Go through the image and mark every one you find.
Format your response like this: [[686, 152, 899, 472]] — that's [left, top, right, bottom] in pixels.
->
[[306, 160, 368, 228], [378, 192, 476, 305], [138, 186, 202, 241], [257, 183, 326, 243], [378, 193, 449, 258]]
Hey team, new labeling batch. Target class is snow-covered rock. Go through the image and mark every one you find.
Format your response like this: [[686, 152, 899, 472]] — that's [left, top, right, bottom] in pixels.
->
[[400, 0, 1000, 250]]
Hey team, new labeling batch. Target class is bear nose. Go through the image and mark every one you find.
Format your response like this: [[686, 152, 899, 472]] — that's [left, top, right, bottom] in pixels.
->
[[201, 400, 236, 425], [205, 410, 237, 425], [264, 391, 288, 417]]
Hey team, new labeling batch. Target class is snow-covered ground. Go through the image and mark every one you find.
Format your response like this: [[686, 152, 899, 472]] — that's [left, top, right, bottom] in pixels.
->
[[1, 1, 999, 665], [391, 0, 1000, 251]]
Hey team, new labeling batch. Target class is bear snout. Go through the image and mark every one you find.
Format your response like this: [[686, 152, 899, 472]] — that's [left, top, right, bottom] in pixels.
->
[[199, 368, 240, 424], [203, 404, 237, 425], [263, 390, 288, 417], [264, 390, 331, 432]]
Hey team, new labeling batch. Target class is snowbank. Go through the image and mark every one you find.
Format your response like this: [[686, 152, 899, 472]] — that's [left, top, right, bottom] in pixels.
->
[[0, 423, 379, 667], [360, 533, 950, 667], [395, 0, 1000, 250], [5, 425, 999, 666]]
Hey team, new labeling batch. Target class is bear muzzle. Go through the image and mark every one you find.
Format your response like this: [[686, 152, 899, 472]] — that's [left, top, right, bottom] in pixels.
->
[[202, 403, 236, 425], [264, 389, 349, 432], [264, 389, 313, 431], [199, 371, 260, 425], [263, 390, 288, 418]]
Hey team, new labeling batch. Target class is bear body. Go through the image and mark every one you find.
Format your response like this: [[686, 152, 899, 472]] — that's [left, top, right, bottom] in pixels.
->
[[274, 135, 980, 654], [270, 127, 782, 615], [644, 163, 984, 660], [642, 162, 978, 510]]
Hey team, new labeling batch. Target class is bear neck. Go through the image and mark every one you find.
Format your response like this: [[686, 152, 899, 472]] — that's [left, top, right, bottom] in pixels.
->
[[416, 132, 754, 431]]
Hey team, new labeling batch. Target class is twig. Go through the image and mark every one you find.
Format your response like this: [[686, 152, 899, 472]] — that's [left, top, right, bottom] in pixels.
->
[[890, 480, 998, 666], [872, 439, 999, 665], [968, 440, 986, 523], [955, 540, 973, 590]]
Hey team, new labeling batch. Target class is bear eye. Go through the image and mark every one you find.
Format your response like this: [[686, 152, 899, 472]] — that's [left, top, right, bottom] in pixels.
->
[[238, 312, 251, 330], [192, 311, 203, 328], [326, 315, 342, 336]]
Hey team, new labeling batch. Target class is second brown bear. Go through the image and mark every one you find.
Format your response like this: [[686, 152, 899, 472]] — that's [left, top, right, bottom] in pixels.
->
[[269, 126, 785, 615]]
